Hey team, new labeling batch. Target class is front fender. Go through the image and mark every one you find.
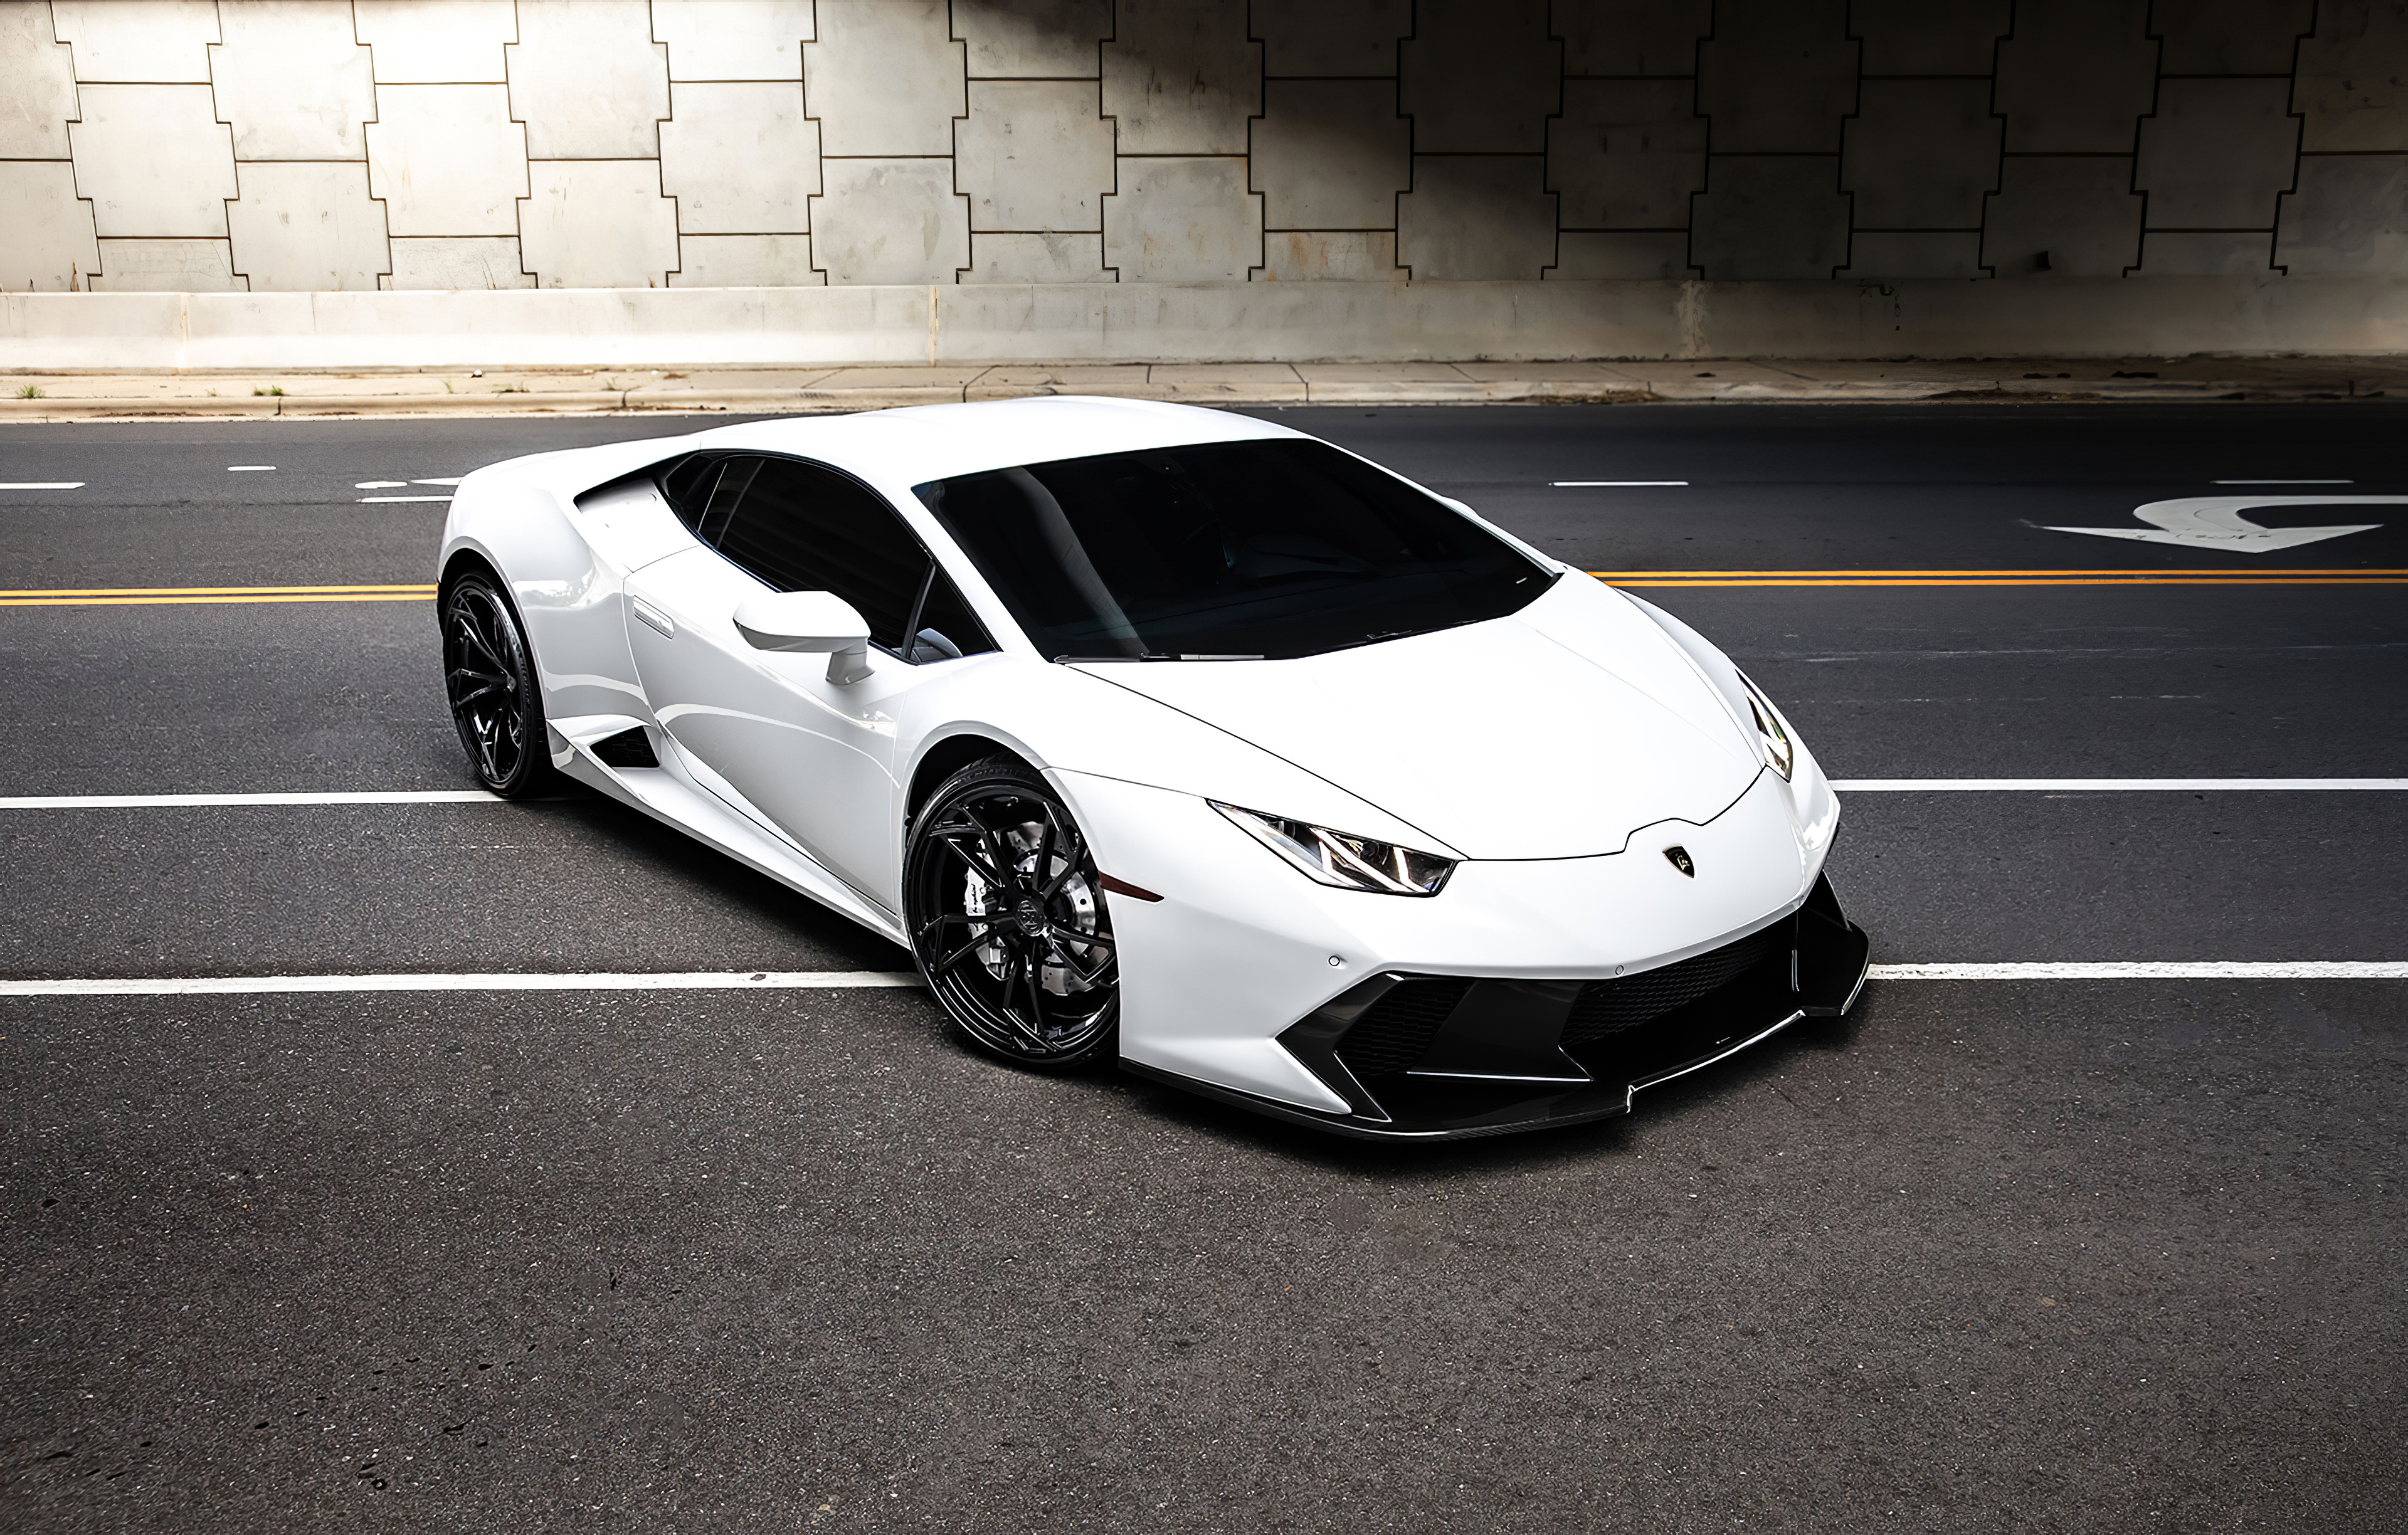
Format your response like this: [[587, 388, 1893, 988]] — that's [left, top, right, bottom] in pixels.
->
[[890, 655, 1466, 873]]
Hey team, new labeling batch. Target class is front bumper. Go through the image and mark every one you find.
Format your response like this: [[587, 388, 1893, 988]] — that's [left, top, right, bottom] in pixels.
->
[[1124, 872, 1869, 1141]]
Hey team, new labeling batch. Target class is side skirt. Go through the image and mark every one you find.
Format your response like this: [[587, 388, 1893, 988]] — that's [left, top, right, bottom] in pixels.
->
[[550, 719, 907, 946]]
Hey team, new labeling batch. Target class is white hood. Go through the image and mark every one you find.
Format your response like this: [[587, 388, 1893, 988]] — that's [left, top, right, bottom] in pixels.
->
[[1075, 576, 1763, 860]]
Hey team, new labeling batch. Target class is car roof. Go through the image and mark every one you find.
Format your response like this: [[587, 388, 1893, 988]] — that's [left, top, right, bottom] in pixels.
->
[[681, 395, 1306, 486]]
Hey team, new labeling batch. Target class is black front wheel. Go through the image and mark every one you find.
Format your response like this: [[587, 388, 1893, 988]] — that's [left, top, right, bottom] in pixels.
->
[[904, 756, 1119, 1071], [441, 571, 552, 797]]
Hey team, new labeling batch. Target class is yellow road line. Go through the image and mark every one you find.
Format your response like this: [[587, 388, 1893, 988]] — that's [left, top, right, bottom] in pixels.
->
[[0, 583, 438, 608], [1591, 568, 2408, 578], [1595, 571, 2408, 587]]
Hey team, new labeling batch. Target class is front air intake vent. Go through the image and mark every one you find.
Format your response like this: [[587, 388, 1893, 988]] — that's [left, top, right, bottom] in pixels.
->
[[1337, 976, 1474, 1077], [1560, 924, 1787, 1046]]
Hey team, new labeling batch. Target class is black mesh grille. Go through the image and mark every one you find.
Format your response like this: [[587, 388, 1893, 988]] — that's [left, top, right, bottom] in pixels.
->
[[1560, 923, 1787, 1047], [1338, 977, 1474, 1077]]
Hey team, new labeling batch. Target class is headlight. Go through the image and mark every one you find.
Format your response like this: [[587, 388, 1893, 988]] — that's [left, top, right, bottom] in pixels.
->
[[1210, 803, 1454, 896], [1736, 671, 1793, 780]]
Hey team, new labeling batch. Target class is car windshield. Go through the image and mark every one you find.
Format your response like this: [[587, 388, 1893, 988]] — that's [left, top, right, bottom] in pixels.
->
[[912, 438, 1555, 661]]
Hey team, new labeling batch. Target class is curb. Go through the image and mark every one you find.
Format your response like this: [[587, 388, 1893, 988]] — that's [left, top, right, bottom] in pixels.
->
[[0, 377, 2394, 422]]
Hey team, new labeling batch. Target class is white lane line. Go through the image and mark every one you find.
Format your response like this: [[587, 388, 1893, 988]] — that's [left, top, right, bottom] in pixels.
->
[[2212, 479, 2350, 485], [1552, 480, 1689, 487], [359, 495, 453, 504], [1872, 962, 2408, 980], [2, 966, 2393, 997], [0, 971, 924, 997], [9, 783, 2400, 810], [226, 465, 275, 472], [355, 480, 407, 489], [0, 482, 85, 490], [0, 790, 499, 809], [1834, 778, 2408, 791]]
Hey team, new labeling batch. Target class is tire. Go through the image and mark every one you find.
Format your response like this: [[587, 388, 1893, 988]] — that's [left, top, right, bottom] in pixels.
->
[[440, 569, 554, 798], [904, 756, 1120, 1072]]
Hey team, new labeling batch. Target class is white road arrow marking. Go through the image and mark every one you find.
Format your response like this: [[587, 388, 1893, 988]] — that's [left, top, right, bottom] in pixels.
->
[[2046, 495, 2405, 552]]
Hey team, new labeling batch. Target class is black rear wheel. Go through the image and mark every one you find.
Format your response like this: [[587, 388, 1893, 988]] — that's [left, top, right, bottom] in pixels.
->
[[904, 757, 1119, 1071], [441, 570, 551, 798]]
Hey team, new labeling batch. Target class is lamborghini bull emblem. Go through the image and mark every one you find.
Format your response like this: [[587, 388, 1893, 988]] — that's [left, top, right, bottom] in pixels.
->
[[1663, 845, 1696, 877]]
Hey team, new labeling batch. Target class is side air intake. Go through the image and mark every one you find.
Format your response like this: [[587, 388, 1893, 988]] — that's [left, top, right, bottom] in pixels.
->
[[591, 726, 660, 769]]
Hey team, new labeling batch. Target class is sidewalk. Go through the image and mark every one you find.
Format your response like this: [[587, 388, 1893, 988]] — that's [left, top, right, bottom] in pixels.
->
[[4, 356, 2402, 421]]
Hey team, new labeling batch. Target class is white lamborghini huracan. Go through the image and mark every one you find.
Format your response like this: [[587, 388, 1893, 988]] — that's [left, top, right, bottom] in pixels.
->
[[438, 397, 1867, 1139]]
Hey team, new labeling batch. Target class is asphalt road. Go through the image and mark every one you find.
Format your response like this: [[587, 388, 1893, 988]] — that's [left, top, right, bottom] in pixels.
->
[[1, 404, 2402, 1532]]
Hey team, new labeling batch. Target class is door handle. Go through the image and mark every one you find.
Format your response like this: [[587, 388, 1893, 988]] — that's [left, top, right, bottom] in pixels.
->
[[631, 595, 675, 638]]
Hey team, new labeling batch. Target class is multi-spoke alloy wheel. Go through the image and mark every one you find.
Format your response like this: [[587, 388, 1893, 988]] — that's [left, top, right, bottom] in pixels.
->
[[904, 757, 1119, 1070], [441, 571, 549, 797]]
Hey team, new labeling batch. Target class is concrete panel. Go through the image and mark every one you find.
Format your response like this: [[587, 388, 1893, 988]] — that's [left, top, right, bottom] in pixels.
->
[[228, 161, 391, 290], [51, 1, 216, 82], [1843, 80, 2002, 229], [658, 83, 819, 233], [68, 86, 236, 238], [0, 5, 80, 158], [366, 85, 530, 236], [520, 161, 682, 287], [1396, 156, 1556, 278], [1691, 156, 1849, 277], [1548, 80, 1704, 229], [1553, 0, 1709, 77], [2294, 0, 2408, 152], [1994, 0, 2158, 154], [2153, 0, 2315, 75], [385, 236, 532, 288], [806, 0, 964, 157], [509, 0, 670, 159], [2138, 231, 2273, 275], [652, 0, 812, 81], [1103, 156, 1261, 279], [954, 0, 1109, 78], [1252, 81, 1409, 230], [1400, 0, 1558, 154], [1258, 231, 1400, 280], [211, 1, 376, 161], [672, 234, 820, 286], [1840, 230, 1983, 278], [2276, 154, 2408, 272], [354, 0, 515, 83], [1982, 156, 2142, 275], [1849, 0, 2010, 76], [1550, 231, 1689, 278], [1104, 0, 1257, 154], [92, 238, 243, 291], [2136, 79, 2300, 230], [0, 162, 101, 292], [1696, 0, 1857, 154], [957, 81, 1115, 231], [811, 159, 971, 283], [1255, 0, 1410, 76], [964, 232, 1111, 282]]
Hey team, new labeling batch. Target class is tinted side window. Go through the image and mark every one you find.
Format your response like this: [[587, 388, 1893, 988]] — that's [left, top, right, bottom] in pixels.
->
[[716, 457, 929, 650], [907, 566, 998, 662], [658, 453, 759, 547]]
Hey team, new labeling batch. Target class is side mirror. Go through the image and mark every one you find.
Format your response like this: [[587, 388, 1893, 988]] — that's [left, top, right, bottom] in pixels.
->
[[733, 591, 874, 684]]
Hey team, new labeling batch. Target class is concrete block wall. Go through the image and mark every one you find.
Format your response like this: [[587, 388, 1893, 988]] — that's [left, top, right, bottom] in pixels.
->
[[3, 0, 2405, 296]]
